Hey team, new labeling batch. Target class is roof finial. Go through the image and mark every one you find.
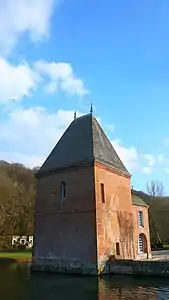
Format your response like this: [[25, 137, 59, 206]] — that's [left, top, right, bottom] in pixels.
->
[[74, 111, 76, 120], [90, 103, 93, 115]]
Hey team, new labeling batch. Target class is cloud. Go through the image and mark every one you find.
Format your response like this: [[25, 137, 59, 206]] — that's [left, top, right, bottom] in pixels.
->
[[35, 60, 89, 96], [1, 107, 138, 170], [0, 58, 39, 103], [111, 139, 139, 172], [0, 107, 83, 167], [0, 0, 56, 55], [141, 154, 155, 175], [0, 151, 45, 169], [110, 141, 158, 176], [0, 58, 88, 104], [0, 107, 158, 175], [0, 1, 88, 103], [142, 166, 153, 175]]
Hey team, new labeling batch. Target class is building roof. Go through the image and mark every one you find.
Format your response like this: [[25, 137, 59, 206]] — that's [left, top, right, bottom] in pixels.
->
[[132, 194, 148, 207], [37, 114, 130, 176]]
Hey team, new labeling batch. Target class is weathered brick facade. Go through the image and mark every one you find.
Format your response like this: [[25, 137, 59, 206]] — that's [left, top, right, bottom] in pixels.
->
[[34, 163, 97, 269], [32, 113, 151, 275], [95, 162, 135, 266], [94, 162, 151, 267], [132, 204, 151, 260]]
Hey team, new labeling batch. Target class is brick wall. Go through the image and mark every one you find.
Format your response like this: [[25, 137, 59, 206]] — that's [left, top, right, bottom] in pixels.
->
[[34, 163, 97, 265], [33, 160, 151, 274], [94, 162, 135, 265]]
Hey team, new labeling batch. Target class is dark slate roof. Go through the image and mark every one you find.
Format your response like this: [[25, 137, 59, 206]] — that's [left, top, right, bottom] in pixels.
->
[[132, 194, 148, 207], [38, 114, 130, 176]]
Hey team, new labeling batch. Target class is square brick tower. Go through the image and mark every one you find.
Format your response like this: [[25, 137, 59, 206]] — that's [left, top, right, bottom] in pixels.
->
[[32, 113, 139, 275]]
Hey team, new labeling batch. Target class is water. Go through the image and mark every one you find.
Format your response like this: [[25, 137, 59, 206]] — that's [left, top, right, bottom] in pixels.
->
[[0, 262, 169, 300]]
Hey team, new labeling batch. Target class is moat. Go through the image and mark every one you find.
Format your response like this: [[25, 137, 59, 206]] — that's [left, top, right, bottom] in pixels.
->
[[1, 262, 169, 300]]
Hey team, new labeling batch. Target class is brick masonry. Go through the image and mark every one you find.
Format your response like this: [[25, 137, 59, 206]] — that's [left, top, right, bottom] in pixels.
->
[[33, 162, 98, 274], [95, 162, 135, 266], [32, 160, 151, 275], [132, 204, 151, 260]]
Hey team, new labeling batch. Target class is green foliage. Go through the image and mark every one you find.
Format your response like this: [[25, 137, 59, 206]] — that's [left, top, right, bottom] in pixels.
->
[[0, 161, 36, 249]]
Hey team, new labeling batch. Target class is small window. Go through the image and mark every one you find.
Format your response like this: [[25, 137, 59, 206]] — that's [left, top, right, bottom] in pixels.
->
[[61, 181, 66, 200], [138, 234, 144, 253], [116, 242, 120, 255], [100, 183, 105, 203], [138, 210, 144, 227]]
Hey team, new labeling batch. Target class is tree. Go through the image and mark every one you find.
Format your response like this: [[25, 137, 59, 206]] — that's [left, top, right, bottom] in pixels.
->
[[0, 162, 35, 249], [147, 180, 165, 197], [146, 180, 165, 245]]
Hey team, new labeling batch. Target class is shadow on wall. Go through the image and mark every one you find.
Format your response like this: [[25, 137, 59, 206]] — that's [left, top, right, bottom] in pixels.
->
[[117, 211, 135, 258]]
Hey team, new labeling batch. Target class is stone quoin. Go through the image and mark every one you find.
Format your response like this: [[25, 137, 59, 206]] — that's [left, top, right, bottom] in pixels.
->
[[32, 113, 151, 275]]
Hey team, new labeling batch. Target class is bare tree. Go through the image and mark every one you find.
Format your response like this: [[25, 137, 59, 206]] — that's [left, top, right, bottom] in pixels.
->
[[147, 180, 165, 197], [147, 180, 165, 244]]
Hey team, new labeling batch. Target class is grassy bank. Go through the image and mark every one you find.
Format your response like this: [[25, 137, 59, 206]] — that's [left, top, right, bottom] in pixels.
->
[[0, 250, 32, 262]]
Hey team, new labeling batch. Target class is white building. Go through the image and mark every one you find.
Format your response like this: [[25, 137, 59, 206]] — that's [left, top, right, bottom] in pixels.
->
[[12, 236, 34, 248]]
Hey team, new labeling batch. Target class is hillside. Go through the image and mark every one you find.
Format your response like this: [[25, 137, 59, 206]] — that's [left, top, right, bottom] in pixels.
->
[[0, 161, 35, 248], [0, 161, 168, 249]]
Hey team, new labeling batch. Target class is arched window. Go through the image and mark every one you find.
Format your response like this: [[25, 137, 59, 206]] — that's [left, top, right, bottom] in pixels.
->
[[138, 233, 147, 254], [60, 181, 66, 200]]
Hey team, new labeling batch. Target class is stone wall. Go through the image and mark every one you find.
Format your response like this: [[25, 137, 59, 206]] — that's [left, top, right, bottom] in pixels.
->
[[31, 258, 169, 277], [107, 259, 169, 277], [31, 257, 98, 275]]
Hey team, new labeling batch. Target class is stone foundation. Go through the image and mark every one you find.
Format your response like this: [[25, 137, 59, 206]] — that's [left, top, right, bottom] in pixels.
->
[[108, 259, 169, 277], [31, 257, 98, 275], [31, 256, 169, 277]]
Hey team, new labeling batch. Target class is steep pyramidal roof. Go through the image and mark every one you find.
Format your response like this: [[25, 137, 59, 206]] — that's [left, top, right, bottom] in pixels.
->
[[38, 114, 130, 176]]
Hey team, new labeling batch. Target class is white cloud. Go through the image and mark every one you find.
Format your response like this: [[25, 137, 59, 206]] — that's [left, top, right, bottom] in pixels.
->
[[1, 108, 136, 169], [144, 154, 155, 167], [0, 1, 88, 103], [0, 58, 88, 104], [111, 139, 139, 173], [0, 151, 45, 169], [142, 166, 152, 175], [35, 60, 89, 96], [0, 107, 83, 167], [142, 154, 155, 175], [0, 0, 56, 55], [0, 107, 158, 175], [0, 58, 39, 103]]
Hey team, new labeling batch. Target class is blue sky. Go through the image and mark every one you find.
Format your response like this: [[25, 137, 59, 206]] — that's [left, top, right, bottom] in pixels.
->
[[0, 0, 169, 193]]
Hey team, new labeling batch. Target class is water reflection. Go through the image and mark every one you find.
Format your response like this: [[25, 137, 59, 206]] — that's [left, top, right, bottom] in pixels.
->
[[0, 263, 169, 300]]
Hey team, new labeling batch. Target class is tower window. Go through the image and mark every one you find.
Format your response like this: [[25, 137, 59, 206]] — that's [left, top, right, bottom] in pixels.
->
[[138, 210, 144, 227], [100, 183, 105, 203], [116, 242, 120, 255], [61, 181, 66, 200]]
